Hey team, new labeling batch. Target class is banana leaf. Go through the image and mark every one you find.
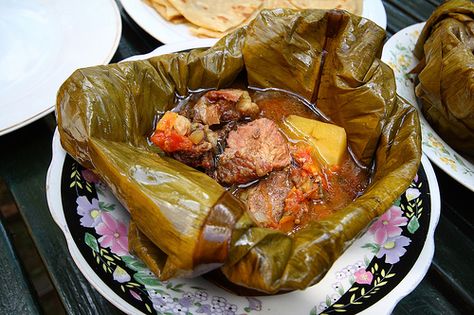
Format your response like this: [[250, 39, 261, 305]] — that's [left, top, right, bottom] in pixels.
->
[[57, 9, 421, 293], [413, 0, 474, 160]]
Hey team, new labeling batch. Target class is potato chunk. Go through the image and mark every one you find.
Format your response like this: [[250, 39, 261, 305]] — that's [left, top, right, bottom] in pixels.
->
[[284, 115, 347, 167]]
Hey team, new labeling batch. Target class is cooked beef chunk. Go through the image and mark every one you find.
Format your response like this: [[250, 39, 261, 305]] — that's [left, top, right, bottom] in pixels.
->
[[217, 118, 291, 185], [243, 166, 323, 230], [246, 169, 291, 227], [173, 141, 214, 170], [193, 89, 259, 126]]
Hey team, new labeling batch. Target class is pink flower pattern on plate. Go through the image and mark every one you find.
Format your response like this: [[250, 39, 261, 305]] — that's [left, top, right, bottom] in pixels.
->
[[369, 205, 408, 244], [354, 269, 373, 285], [95, 212, 128, 255]]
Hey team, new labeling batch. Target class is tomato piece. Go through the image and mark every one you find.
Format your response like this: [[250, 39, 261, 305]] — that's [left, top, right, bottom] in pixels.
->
[[150, 130, 193, 152], [292, 145, 320, 175], [150, 111, 193, 152]]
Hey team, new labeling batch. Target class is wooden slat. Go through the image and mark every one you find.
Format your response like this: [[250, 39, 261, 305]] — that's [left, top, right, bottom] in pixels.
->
[[383, 1, 420, 35], [0, 217, 42, 314], [392, 274, 462, 315], [0, 119, 123, 315], [385, 0, 437, 22]]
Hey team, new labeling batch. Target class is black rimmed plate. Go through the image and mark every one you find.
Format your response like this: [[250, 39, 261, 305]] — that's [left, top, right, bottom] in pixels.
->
[[47, 41, 440, 315]]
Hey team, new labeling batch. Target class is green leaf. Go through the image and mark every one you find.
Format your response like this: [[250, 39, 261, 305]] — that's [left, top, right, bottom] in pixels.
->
[[350, 294, 355, 303], [145, 304, 152, 313], [364, 255, 370, 266], [361, 287, 365, 296], [362, 243, 380, 254], [70, 181, 76, 188], [381, 269, 386, 277], [103, 255, 114, 261], [349, 275, 355, 286], [310, 307, 318, 315], [374, 263, 378, 271], [244, 307, 251, 312], [171, 287, 184, 293], [122, 256, 149, 272], [121, 285, 125, 292], [352, 301, 363, 305], [102, 264, 107, 272], [385, 273, 396, 278], [134, 272, 162, 288], [335, 309, 346, 312], [99, 201, 116, 212], [85, 233, 99, 252], [378, 281, 388, 287], [190, 286, 206, 290], [407, 216, 420, 234], [326, 295, 331, 307], [127, 282, 140, 287], [393, 197, 401, 206], [333, 304, 344, 308], [348, 287, 358, 292], [77, 181, 83, 189]]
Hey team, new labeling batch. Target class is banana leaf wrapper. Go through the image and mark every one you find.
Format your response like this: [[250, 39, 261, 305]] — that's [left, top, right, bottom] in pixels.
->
[[57, 9, 421, 293], [413, 0, 474, 160]]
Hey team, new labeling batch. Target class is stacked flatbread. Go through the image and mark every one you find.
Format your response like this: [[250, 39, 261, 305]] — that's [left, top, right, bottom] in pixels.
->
[[145, 0, 363, 38]]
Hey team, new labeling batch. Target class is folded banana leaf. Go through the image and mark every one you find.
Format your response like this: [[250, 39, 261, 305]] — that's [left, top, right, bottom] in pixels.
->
[[413, 0, 474, 160], [57, 9, 421, 293]]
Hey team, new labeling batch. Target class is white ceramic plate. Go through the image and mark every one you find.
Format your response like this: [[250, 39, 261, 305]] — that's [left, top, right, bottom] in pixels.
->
[[119, 0, 387, 44], [47, 41, 439, 315], [381, 23, 474, 192], [0, 0, 121, 136]]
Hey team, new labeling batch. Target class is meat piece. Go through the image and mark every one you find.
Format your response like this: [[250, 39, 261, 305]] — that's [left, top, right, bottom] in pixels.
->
[[217, 118, 291, 184], [173, 141, 214, 170], [246, 170, 291, 227], [193, 89, 260, 125]]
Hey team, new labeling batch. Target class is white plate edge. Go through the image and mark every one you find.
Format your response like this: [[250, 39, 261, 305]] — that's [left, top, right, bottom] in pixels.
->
[[120, 0, 387, 45], [0, 0, 122, 137]]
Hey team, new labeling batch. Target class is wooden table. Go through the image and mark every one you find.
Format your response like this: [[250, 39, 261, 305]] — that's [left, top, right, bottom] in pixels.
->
[[0, 0, 472, 314]]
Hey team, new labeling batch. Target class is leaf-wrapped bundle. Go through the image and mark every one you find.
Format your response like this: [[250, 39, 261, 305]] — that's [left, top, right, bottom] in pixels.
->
[[414, 0, 474, 160], [57, 9, 421, 293]]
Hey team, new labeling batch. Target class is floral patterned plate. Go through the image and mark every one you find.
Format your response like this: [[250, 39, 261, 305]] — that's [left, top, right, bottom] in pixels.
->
[[381, 23, 474, 192], [47, 42, 440, 315]]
